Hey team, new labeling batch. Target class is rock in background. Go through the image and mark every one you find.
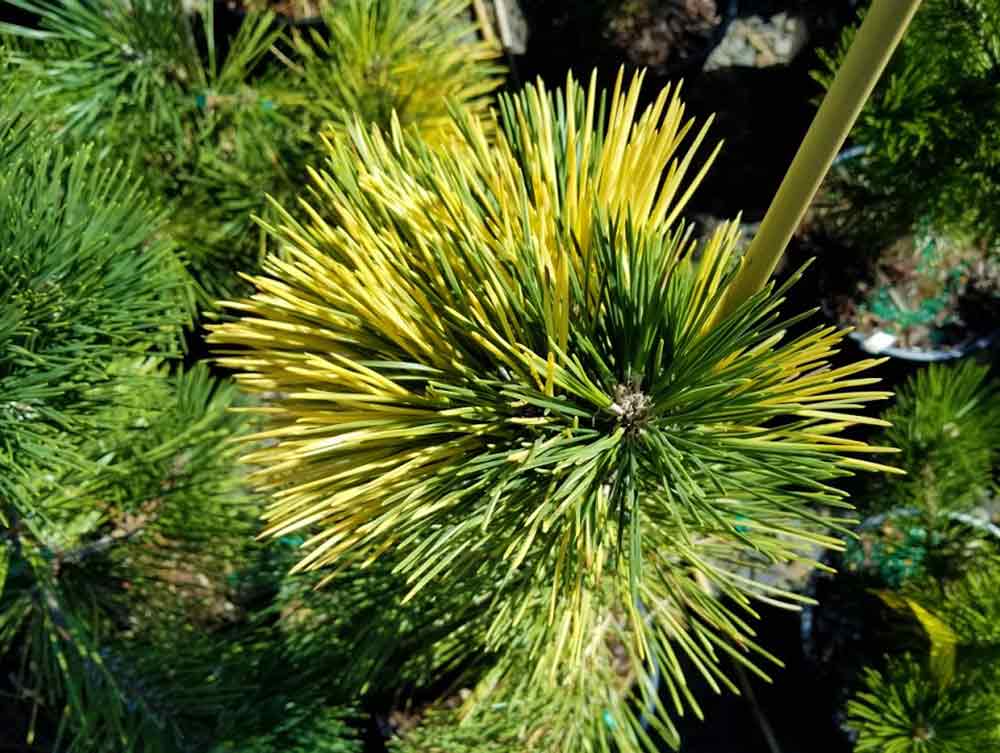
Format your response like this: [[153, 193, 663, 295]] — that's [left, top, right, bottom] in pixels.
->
[[704, 11, 809, 69]]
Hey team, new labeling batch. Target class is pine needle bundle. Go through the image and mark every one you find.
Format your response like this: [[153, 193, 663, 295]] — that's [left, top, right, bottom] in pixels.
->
[[279, 0, 504, 145], [1, 0, 502, 303], [848, 582, 1000, 753], [847, 654, 1000, 753], [0, 132, 186, 510], [210, 71, 899, 749], [871, 361, 1000, 514]]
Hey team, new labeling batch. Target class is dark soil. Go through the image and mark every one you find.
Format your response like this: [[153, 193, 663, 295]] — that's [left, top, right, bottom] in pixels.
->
[[605, 0, 724, 75]]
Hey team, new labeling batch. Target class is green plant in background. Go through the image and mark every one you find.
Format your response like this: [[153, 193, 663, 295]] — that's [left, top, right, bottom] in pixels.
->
[[878, 361, 1000, 514], [268, 548, 493, 701], [843, 361, 1000, 586], [390, 700, 555, 753], [0, 122, 367, 752], [0, 126, 205, 748], [1, 364, 257, 750], [847, 653, 1000, 753], [841, 362, 1000, 752], [0, 0, 502, 305], [209, 69, 903, 750], [281, 0, 503, 144], [0, 125, 187, 510], [846, 562, 1000, 752], [811, 0, 1000, 346], [1, 0, 280, 307], [814, 0, 1000, 245], [918, 560, 1000, 652], [211, 704, 362, 753]]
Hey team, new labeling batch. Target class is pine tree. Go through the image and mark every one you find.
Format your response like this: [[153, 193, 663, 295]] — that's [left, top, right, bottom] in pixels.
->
[[0, 110, 370, 752], [1, 3, 506, 748], [845, 364, 1000, 753], [209, 70, 900, 751], [842, 362, 1000, 589], [1, 0, 503, 304], [874, 361, 1000, 515], [814, 0, 1000, 246], [847, 654, 1000, 753], [848, 558, 1000, 752]]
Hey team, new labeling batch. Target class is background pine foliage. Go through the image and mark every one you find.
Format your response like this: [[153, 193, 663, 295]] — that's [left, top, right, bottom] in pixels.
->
[[870, 361, 1000, 514], [842, 363, 1000, 753], [0, 124, 186, 513], [848, 568, 1000, 753], [280, 0, 503, 143], [847, 654, 1000, 753], [814, 0, 1000, 246], [1, 2, 507, 749], [0, 0, 502, 303], [390, 702, 557, 753], [0, 116, 368, 751]]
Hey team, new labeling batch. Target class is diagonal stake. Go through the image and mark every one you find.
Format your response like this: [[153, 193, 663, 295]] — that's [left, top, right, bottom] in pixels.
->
[[712, 0, 925, 325]]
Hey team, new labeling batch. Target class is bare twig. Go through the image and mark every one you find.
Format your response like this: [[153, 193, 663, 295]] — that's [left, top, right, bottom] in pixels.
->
[[52, 498, 162, 575], [734, 660, 784, 753]]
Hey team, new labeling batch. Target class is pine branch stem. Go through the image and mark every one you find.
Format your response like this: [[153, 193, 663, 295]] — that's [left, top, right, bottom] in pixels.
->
[[712, 0, 924, 323], [734, 661, 783, 753], [52, 499, 161, 574]]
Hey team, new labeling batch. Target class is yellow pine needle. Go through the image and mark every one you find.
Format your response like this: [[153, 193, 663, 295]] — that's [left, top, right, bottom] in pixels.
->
[[209, 70, 903, 747]]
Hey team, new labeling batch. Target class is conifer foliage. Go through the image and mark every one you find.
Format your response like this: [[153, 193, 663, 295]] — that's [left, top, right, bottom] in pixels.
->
[[210, 71, 900, 750], [847, 654, 1000, 753], [1, 1, 506, 749], [814, 0, 1000, 244], [0, 113, 367, 751], [1, 0, 503, 304], [0, 119, 187, 513], [0, 1, 507, 749], [844, 363, 1000, 753], [874, 360, 1000, 513]]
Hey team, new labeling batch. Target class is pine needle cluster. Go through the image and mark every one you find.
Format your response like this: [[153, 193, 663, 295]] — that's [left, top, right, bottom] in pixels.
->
[[848, 562, 1000, 753], [867, 361, 1000, 515], [0, 121, 186, 510], [847, 654, 1000, 753], [210, 70, 900, 750], [845, 363, 1000, 753], [1, 0, 503, 303], [0, 116, 367, 752]]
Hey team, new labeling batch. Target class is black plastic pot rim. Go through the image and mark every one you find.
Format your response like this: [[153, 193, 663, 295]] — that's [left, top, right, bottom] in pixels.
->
[[847, 328, 1000, 362]]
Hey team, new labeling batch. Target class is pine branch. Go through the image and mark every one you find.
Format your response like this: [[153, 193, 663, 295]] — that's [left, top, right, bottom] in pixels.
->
[[51, 500, 161, 574], [209, 70, 900, 752]]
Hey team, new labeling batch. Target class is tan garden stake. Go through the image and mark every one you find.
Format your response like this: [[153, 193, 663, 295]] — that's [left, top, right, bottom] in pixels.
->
[[714, 0, 925, 322]]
